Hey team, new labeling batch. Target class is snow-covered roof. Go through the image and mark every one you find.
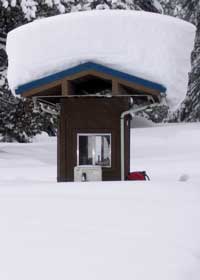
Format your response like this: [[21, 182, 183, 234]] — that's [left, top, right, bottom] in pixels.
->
[[6, 10, 195, 109]]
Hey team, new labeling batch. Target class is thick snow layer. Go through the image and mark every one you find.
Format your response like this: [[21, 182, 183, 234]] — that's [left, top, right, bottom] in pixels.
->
[[0, 124, 200, 280], [6, 10, 195, 109]]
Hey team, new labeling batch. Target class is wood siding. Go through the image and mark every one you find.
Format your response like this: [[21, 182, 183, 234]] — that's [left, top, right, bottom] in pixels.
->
[[57, 96, 130, 182]]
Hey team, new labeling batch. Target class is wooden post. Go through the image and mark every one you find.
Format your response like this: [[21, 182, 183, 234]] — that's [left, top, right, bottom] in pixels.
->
[[62, 80, 75, 96], [62, 80, 68, 96], [112, 79, 120, 95]]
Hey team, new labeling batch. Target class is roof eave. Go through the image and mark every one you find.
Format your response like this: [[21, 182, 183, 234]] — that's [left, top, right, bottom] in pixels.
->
[[15, 62, 167, 95]]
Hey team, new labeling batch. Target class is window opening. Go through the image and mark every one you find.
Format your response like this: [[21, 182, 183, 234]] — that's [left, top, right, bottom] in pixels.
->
[[77, 134, 111, 167]]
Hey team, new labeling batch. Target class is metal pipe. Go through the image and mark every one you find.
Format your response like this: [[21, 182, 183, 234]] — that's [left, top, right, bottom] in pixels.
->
[[32, 97, 60, 116], [120, 103, 161, 181], [40, 103, 59, 116], [120, 110, 134, 180]]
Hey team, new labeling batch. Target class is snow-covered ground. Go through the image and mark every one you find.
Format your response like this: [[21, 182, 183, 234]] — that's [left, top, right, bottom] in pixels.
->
[[0, 123, 200, 280]]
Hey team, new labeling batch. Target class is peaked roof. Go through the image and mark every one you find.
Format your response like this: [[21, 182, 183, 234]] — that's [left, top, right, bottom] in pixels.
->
[[15, 62, 166, 95]]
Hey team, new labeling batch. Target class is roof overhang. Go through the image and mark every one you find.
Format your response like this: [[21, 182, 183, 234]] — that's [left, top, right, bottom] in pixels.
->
[[15, 62, 166, 97]]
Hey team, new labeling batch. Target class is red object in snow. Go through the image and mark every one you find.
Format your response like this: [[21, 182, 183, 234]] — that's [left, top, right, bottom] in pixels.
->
[[127, 171, 150, 181]]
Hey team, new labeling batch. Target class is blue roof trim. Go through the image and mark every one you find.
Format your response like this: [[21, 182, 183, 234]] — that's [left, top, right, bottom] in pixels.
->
[[15, 62, 166, 95]]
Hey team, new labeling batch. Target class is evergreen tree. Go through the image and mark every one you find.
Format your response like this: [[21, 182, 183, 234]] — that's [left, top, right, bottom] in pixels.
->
[[168, 0, 200, 122], [160, 0, 184, 19]]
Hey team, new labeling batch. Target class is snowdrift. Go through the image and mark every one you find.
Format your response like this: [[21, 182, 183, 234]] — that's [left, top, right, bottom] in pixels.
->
[[6, 10, 195, 109]]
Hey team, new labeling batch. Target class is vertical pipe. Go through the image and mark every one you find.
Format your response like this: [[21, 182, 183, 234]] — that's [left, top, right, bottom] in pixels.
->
[[120, 104, 159, 180], [120, 111, 134, 180], [120, 116, 125, 180]]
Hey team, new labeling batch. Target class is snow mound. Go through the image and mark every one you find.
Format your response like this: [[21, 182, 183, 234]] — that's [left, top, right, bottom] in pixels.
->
[[131, 116, 155, 128], [6, 10, 195, 109]]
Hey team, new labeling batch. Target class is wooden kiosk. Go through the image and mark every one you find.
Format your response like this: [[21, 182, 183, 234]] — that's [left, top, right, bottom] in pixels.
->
[[16, 62, 166, 182]]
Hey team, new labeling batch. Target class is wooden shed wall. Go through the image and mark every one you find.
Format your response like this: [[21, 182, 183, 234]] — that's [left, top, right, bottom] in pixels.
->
[[57, 96, 130, 182]]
